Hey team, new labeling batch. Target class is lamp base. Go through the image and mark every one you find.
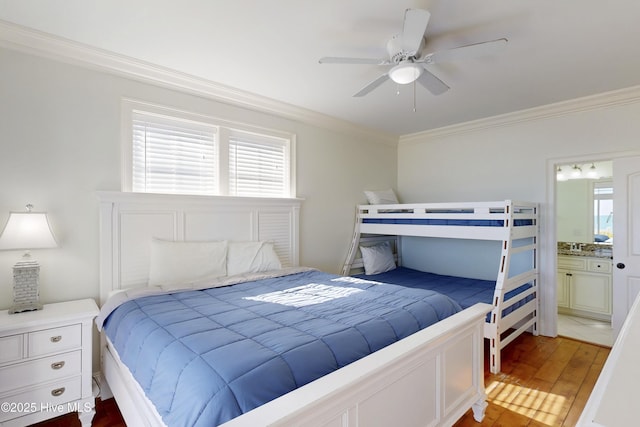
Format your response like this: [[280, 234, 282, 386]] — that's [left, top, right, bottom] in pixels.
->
[[11, 259, 42, 315], [9, 302, 44, 314]]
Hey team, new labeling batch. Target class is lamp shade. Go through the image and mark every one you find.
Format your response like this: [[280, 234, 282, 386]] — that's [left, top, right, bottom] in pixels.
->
[[0, 212, 58, 250]]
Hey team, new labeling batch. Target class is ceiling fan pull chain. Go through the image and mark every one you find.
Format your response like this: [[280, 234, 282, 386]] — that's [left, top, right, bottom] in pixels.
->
[[413, 80, 417, 112]]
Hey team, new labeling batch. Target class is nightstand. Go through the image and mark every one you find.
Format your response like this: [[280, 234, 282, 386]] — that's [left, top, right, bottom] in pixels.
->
[[0, 299, 99, 427]]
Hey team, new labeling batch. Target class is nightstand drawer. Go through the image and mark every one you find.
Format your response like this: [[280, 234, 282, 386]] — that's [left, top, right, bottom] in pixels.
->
[[0, 350, 81, 394], [28, 324, 81, 357], [0, 376, 81, 423], [0, 334, 23, 364]]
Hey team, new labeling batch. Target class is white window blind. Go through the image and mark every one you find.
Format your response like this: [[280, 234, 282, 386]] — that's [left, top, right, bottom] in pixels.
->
[[229, 131, 289, 197], [125, 100, 294, 198], [132, 112, 218, 195]]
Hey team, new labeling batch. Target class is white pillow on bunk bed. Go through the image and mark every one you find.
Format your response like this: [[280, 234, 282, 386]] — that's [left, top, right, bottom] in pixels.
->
[[148, 239, 228, 288], [227, 241, 282, 276], [360, 241, 396, 275], [364, 189, 399, 205]]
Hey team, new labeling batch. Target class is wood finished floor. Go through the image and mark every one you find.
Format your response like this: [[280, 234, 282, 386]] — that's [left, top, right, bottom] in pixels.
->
[[30, 333, 609, 427], [28, 396, 125, 427], [454, 333, 610, 427]]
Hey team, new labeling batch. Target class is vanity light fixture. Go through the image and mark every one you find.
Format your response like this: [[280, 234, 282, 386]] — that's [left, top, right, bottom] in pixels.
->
[[556, 166, 567, 181], [587, 163, 598, 179], [0, 204, 58, 314], [571, 164, 582, 178]]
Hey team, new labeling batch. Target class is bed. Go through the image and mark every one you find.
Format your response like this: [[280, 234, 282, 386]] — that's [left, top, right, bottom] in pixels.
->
[[342, 199, 539, 374], [96, 191, 492, 427]]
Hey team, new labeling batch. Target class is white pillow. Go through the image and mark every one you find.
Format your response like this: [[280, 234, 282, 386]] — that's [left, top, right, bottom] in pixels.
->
[[148, 239, 228, 287], [227, 241, 282, 276], [360, 241, 396, 275], [364, 189, 399, 205]]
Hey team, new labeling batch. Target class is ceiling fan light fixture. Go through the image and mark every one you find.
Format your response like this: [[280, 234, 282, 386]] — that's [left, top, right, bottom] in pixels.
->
[[389, 62, 423, 84]]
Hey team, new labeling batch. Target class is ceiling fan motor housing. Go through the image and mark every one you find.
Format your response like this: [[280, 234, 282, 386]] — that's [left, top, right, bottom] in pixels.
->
[[387, 34, 425, 63]]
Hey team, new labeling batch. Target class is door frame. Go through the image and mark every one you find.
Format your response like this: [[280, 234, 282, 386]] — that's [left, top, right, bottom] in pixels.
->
[[544, 150, 640, 338]]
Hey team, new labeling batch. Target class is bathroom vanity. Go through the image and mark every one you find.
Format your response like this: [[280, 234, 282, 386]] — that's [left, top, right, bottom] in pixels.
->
[[557, 244, 613, 321]]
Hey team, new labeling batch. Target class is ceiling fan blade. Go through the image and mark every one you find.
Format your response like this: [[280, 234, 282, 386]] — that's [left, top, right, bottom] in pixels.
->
[[426, 38, 508, 63], [417, 68, 449, 95], [319, 56, 388, 65], [353, 74, 389, 97], [402, 8, 430, 55]]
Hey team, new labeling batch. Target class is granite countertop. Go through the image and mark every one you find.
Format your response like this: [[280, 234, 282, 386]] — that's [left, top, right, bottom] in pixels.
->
[[557, 242, 613, 259]]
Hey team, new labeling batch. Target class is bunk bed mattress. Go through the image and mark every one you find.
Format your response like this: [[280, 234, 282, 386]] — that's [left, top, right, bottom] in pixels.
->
[[362, 218, 533, 226], [100, 269, 462, 427], [356, 267, 532, 319]]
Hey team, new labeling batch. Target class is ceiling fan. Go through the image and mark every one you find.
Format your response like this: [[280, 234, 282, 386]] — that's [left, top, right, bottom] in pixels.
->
[[319, 8, 507, 97]]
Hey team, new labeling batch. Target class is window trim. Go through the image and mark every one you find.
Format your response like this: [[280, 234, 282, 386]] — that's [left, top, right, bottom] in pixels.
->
[[121, 99, 296, 198]]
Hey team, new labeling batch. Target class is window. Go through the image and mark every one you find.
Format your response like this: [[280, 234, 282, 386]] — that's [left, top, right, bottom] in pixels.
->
[[132, 112, 218, 195], [228, 130, 290, 197], [122, 100, 295, 198], [593, 181, 613, 241]]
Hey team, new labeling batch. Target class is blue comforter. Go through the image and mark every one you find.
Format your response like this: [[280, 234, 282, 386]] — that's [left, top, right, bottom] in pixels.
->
[[356, 267, 533, 319], [101, 269, 461, 427]]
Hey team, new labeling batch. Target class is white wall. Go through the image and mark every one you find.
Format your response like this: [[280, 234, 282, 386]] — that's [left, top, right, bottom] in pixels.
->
[[397, 89, 640, 336], [0, 47, 398, 310]]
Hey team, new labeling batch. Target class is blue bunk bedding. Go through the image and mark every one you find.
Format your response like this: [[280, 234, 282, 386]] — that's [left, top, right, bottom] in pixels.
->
[[99, 268, 462, 427], [355, 267, 532, 320]]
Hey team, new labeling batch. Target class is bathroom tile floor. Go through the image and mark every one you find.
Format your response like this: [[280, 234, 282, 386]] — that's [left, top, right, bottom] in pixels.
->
[[557, 313, 614, 347]]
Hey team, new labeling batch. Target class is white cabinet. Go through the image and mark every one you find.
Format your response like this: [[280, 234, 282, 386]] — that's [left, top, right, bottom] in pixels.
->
[[0, 299, 99, 426], [557, 256, 612, 321], [557, 270, 570, 308]]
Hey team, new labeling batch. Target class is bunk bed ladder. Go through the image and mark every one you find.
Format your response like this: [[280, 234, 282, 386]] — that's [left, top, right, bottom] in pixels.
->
[[488, 201, 539, 374], [489, 202, 512, 374], [342, 207, 362, 276], [342, 206, 402, 275]]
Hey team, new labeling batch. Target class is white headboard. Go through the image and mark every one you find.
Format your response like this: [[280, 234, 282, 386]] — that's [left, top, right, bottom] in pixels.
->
[[97, 191, 302, 304]]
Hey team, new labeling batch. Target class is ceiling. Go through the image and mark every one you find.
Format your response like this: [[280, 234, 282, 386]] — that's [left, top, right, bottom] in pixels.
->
[[2, 0, 640, 136]]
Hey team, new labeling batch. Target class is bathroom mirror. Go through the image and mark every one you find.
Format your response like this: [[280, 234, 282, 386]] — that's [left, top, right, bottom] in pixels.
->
[[557, 165, 613, 244]]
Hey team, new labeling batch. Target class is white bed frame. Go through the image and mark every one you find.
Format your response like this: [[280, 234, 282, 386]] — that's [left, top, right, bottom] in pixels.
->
[[97, 191, 491, 427], [343, 200, 540, 374]]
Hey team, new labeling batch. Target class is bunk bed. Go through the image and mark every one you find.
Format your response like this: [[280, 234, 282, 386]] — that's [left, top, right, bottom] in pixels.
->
[[343, 200, 539, 374], [96, 192, 491, 427]]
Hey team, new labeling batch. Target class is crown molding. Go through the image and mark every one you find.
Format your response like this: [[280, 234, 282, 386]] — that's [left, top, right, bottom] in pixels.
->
[[399, 85, 640, 145], [0, 20, 398, 146]]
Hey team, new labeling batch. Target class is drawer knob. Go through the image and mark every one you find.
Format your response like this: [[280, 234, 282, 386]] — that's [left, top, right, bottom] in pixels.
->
[[51, 361, 65, 370], [51, 387, 65, 397], [50, 335, 62, 343]]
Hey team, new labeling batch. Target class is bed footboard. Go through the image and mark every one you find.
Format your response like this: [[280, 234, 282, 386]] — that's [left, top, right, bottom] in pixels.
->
[[221, 303, 492, 427], [101, 303, 491, 427]]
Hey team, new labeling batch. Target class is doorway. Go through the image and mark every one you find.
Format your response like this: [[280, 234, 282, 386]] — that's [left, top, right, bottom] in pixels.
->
[[555, 160, 614, 346]]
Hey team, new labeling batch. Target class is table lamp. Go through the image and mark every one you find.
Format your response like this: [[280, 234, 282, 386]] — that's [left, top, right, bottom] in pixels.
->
[[0, 204, 58, 314]]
